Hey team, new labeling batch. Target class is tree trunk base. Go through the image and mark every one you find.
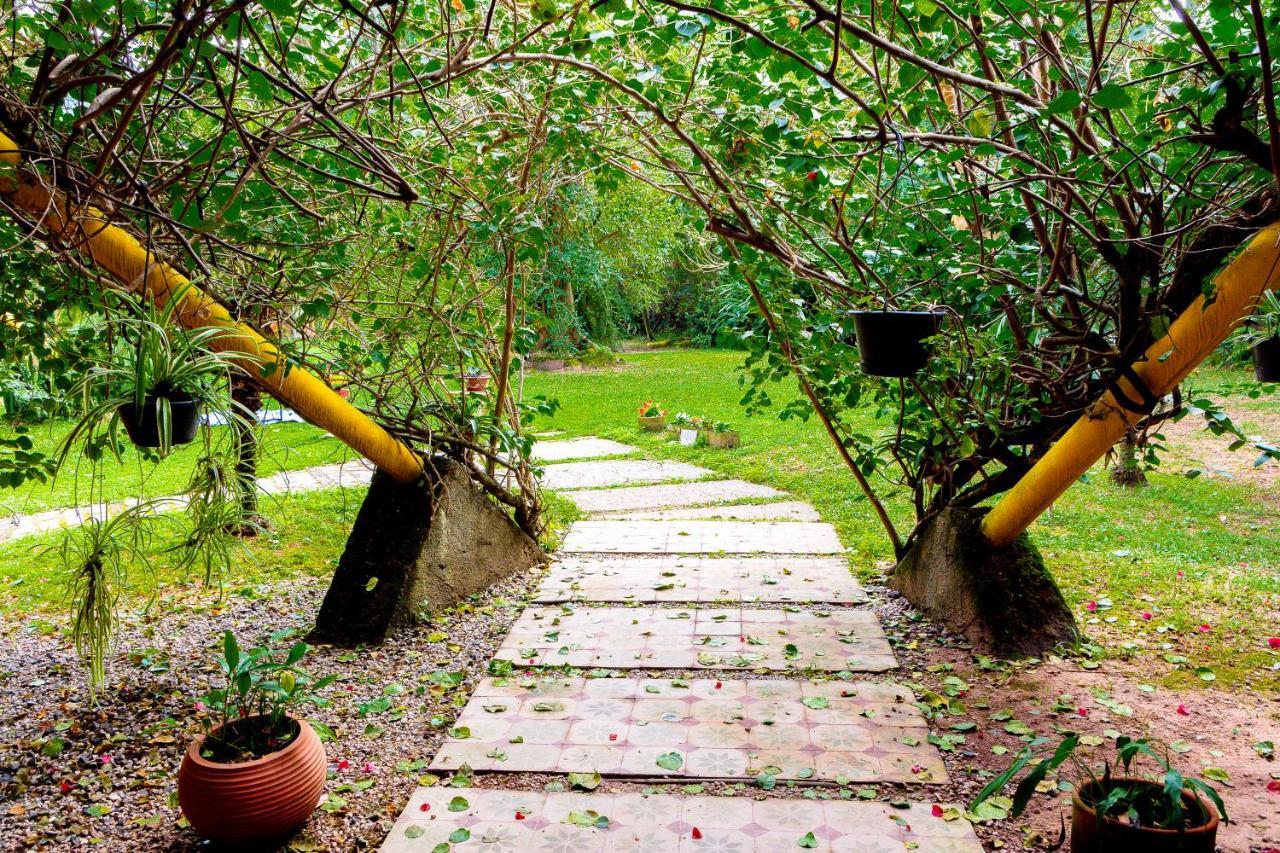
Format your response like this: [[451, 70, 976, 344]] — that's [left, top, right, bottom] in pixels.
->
[[309, 456, 545, 646], [891, 507, 1077, 657], [1109, 466, 1147, 487]]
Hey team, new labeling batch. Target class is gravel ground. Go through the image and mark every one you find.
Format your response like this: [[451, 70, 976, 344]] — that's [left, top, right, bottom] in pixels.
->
[[2, 567, 1274, 852], [0, 569, 539, 852]]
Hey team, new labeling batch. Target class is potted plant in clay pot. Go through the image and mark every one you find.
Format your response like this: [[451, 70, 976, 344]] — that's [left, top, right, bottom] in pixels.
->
[[1234, 290, 1280, 382], [179, 631, 335, 844], [637, 400, 666, 431], [462, 366, 491, 393], [848, 306, 945, 378], [971, 734, 1226, 853], [60, 286, 257, 455], [705, 419, 740, 448]]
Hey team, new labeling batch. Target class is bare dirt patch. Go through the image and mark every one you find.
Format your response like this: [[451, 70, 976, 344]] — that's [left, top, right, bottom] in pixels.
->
[[1160, 405, 1280, 492]]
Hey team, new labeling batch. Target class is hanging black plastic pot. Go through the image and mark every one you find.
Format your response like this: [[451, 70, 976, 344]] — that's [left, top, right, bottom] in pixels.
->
[[119, 394, 201, 448], [850, 310, 944, 378], [1254, 336, 1280, 383]]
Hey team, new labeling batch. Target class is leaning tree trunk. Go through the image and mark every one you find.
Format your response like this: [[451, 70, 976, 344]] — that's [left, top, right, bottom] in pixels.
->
[[1110, 433, 1147, 487], [228, 374, 266, 534]]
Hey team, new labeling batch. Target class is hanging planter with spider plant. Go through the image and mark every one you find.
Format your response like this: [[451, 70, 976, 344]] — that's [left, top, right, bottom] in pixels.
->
[[849, 308, 945, 378], [58, 285, 262, 456]]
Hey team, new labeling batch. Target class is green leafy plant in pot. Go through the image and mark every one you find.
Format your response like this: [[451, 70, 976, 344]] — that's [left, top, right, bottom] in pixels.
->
[[706, 419, 740, 448], [462, 365, 491, 393], [971, 734, 1225, 853], [59, 286, 257, 456], [1235, 290, 1280, 382], [179, 631, 335, 844]]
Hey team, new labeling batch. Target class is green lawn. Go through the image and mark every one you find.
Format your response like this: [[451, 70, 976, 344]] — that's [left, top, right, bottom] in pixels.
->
[[1, 418, 352, 515], [523, 349, 1280, 689], [1, 348, 1276, 690]]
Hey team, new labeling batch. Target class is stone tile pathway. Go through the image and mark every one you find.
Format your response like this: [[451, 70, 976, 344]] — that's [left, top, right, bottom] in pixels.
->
[[563, 479, 786, 513], [430, 676, 943, 783], [560, 520, 844, 555], [0, 458, 376, 543], [532, 437, 638, 461], [383, 790, 982, 853], [540, 459, 714, 490], [383, 436, 978, 851], [613, 501, 822, 522], [534, 555, 866, 604], [494, 607, 896, 671]]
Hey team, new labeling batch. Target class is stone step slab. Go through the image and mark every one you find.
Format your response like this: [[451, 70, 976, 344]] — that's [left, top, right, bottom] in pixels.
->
[[609, 501, 822, 522], [381, 790, 980, 852], [541, 460, 715, 490], [532, 438, 638, 461], [494, 607, 896, 672], [563, 480, 787, 513], [560, 520, 844, 555], [535, 555, 866, 604], [430, 676, 944, 784]]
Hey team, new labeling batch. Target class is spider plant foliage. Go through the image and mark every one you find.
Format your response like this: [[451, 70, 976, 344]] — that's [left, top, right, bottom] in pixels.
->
[[52, 285, 269, 688], [56, 284, 261, 464]]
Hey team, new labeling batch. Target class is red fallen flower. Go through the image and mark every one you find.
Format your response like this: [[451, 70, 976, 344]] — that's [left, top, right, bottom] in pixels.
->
[[1085, 601, 1098, 612], [1077, 708, 1088, 717], [608, 733, 618, 741], [691, 827, 703, 839], [1176, 704, 1191, 716], [931, 804, 943, 817], [59, 780, 72, 794], [1141, 611, 1152, 620], [362, 761, 376, 774], [1268, 637, 1280, 649], [1267, 781, 1280, 795], [515, 811, 526, 820], [715, 681, 722, 689], [805, 170, 818, 181], [1198, 624, 1212, 633], [337, 759, 351, 771]]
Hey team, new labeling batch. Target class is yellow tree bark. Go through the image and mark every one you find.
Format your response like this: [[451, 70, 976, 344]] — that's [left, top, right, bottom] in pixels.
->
[[982, 222, 1280, 546], [0, 133, 423, 482]]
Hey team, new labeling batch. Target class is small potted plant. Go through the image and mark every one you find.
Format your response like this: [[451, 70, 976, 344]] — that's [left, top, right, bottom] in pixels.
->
[[705, 419, 740, 448], [971, 734, 1225, 853], [462, 366, 491, 393], [178, 631, 334, 844], [849, 307, 945, 378], [1237, 290, 1280, 382], [637, 400, 666, 431]]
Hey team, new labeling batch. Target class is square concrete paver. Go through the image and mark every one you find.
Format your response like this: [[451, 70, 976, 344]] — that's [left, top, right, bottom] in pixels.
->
[[382, 789, 980, 852], [560, 520, 844, 555], [564, 480, 787, 513], [541, 460, 714, 490], [535, 555, 866, 604], [430, 677, 945, 784], [532, 438, 638, 462], [495, 607, 896, 671], [613, 501, 823, 522]]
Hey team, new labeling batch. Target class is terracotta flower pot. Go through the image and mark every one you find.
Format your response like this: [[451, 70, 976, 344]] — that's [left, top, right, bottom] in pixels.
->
[[463, 374, 490, 393], [179, 716, 327, 843], [638, 414, 666, 431], [706, 429, 740, 448], [1071, 778, 1219, 853]]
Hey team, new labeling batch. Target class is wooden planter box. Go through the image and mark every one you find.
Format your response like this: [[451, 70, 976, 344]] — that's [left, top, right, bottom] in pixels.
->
[[706, 429, 740, 448]]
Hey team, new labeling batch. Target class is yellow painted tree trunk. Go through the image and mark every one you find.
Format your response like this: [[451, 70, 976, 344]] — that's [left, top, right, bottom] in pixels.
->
[[982, 222, 1280, 547], [0, 133, 423, 483]]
